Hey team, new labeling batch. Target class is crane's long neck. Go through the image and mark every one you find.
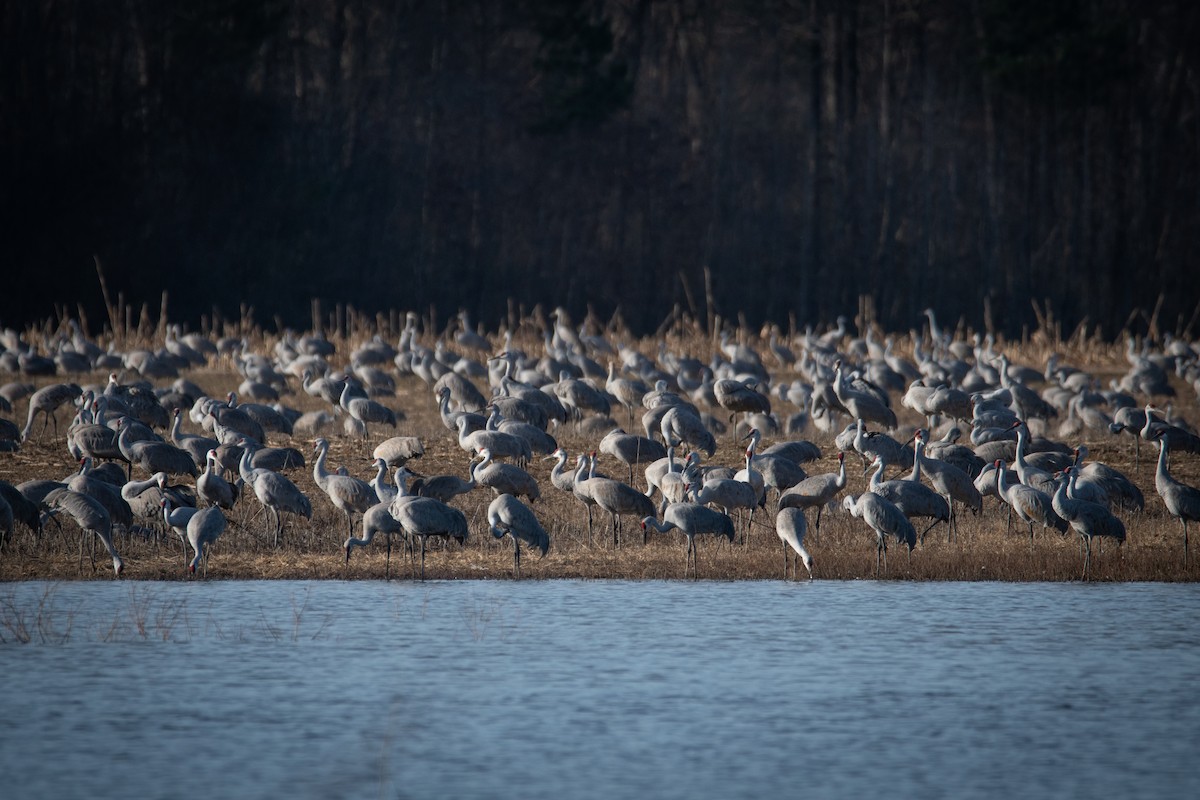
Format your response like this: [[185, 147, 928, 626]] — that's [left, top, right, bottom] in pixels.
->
[[373, 461, 388, 488], [869, 459, 885, 491], [122, 475, 159, 499], [1142, 406, 1157, 439], [996, 464, 1013, 501], [170, 412, 182, 442], [574, 457, 588, 484], [1155, 440, 1171, 492], [313, 443, 331, 489], [642, 517, 677, 535], [238, 444, 256, 481], [394, 468, 411, 497], [550, 453, 568, 483], [835, 457, 848, 489]]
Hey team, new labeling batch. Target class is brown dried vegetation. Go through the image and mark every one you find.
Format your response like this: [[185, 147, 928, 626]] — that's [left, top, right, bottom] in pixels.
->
[[2, 312, 1198, 583]]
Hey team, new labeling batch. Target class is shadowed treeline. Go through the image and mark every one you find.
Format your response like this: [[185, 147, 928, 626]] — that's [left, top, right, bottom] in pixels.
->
[[4, 1, 1199, 337]]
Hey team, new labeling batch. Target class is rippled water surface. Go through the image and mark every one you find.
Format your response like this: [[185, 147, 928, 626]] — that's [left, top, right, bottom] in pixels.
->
[[2, 579, 1199, 799]]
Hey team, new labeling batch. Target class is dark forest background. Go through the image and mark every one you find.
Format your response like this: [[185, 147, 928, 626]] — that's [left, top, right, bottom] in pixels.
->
[[3, 0, 1199, 339]]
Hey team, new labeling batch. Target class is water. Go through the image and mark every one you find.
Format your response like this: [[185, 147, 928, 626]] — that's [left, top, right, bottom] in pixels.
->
[[2, 580, 1198, 799]]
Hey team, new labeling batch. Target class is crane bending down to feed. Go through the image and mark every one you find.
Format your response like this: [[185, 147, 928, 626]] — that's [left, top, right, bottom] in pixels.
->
[[842, 492, 916, 575], [487, 493, 550, 579], [344, 502, 407, 579], [775, 507, 813, 580], [640, 502, 735, 579], [44, 488, 123, 576], [186, 507, 227, 577]]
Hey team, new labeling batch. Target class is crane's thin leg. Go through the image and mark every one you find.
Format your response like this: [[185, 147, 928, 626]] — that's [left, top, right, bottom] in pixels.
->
[[1183, 520, 1189, 568], [420, 536, 427, 581], [514, 540, 522, 580], [1083, 537, 1092, 581], [385, 532, 392, 580], [586, 506, 594, 547], [813, 506, 822, 543], [782, 540, 788, 580]]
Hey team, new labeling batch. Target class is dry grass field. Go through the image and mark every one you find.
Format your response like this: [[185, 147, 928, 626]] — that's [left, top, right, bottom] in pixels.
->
[[2, 315, 1198, 583]]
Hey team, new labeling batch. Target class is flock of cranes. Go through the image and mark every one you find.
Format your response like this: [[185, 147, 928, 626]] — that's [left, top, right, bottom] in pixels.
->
[[1, 306, 1199, 582]]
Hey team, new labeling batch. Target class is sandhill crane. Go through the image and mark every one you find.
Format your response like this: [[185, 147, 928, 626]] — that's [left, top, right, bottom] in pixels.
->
[[373, 436, 425, 468], [160, 496, 198, 563], [205, 397, 266, 444], [842, 492, 916, 574], [67, 459, 134, 529], [833, 361, 897, 429], [344, 502, 407, 578], [640, 502, 735, 578], [713, 378, 771, 438], [1141, 404, 1200, 457], [313, 438, 377, 539], [1008, 421, 1058, 496], [1070, 446, 1143, 512], [411, 467, 476, 505], [369, 457, 398, 505], [0, 479, 41, 537], [852, 418, 911, 475], [659, 405, 716, 458], [239, 446, 312, 547], [471, 447, 540, 502], [116, 418, 198, 479], [68, 418, 125, 466], [170, 408, 219, 469], [185, 507, 227, 576], [487, 493, 550, 578], [606, 362, 649, 426], [994, 459, 1067, 544], [760, 438, 823, 465], [571, 454, 600, 544], [920, 427, 985, 478], [339, 379, 397, 434], [1152, 433, 1200, 566], [436, 385, 486, 433], [546, 448, 577, 494], [775, 507, 813, 580], [868, 456, 950, 543], [433, 370, 486, 412], [586, 471, 656, 548], [456, 416, 531, 467], [777, 452, 847, 536], [1051, 468, 1126, 580], [912, 430, 982, 539], [600, 428, 667, 485], [389, 496, 468, 580], [44, 488, 123, 576], [21, 382, 83, 442], [487, 407, 558, 456]]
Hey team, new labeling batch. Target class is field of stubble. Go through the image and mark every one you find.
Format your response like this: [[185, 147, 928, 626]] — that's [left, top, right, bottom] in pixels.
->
[[1, 326, 1197, 583]]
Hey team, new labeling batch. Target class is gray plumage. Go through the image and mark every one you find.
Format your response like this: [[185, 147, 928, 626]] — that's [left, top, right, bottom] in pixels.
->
[[44, 488, 123, 576], [313, 438, 378, 539], [868, 456, 950, 542], [842, 492, 916, 574], [240, 447, 311, 547], [1051, 468, 1126, 580], [389, 496, 468, 580], [775, 507, 813, 580], [1153, 434, 1200, 566], [599, 428, 667, 484], [373, 435, 426, 467], [471, 447, 540, 502], [487, 493, 550, 578], [640, 502, 735, 578], [185, 507, 227, 576], [343, 502, 407, 578], [21, 382, 83, 442]]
